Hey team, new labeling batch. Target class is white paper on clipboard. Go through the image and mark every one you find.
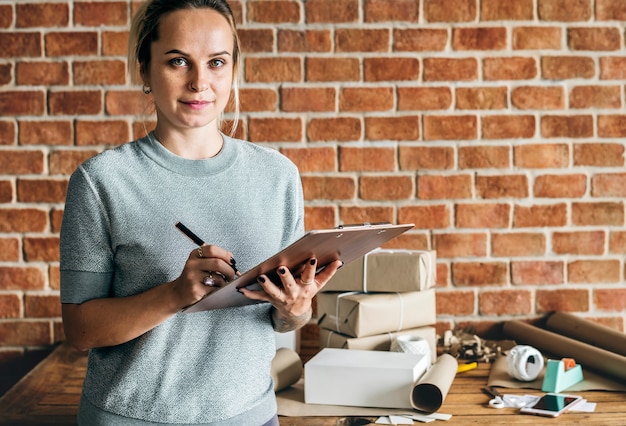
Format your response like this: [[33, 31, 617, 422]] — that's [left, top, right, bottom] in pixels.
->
[[183, 222, 414, 313]]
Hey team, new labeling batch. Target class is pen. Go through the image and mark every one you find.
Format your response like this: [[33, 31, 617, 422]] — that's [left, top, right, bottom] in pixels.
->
[[175, 221, 205, 246], [175, 221, 240, 275]]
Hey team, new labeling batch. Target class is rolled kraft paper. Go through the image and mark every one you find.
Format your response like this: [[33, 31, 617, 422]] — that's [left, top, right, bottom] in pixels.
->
[[410, 353, 458, 414], [503, 320, 626, 382], [545, 311, 626, 357], [271, 348, 303, 392]]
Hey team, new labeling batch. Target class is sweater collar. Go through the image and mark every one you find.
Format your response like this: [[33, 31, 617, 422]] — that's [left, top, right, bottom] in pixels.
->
[[138, 131, 238, 176]]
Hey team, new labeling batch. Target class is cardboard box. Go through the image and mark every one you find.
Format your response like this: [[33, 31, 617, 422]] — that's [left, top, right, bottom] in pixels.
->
[[317, 289, 436, 338], [319, 326, 437, 363], [304, 348, 429, 408], [323, 249, 436, 293]]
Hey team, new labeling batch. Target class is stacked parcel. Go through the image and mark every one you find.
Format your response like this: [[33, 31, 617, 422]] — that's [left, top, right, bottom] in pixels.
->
[[317, 249, 438, 363]]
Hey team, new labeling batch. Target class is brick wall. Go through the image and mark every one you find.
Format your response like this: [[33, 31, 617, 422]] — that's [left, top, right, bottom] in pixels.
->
[[2, 0, 626, 388]]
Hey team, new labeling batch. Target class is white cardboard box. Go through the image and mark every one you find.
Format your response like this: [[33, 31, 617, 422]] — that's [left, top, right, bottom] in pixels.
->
[[304, 348, 429, 409]]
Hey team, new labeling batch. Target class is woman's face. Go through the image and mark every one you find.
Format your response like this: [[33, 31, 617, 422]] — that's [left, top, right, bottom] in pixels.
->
[[145, 8, 234, 134]]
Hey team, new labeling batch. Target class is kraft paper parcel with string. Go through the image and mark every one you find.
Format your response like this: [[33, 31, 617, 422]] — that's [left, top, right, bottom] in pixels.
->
[[317, 290, 437, 338], [319, 326, 437, 363], [322, 250, 437, 293]]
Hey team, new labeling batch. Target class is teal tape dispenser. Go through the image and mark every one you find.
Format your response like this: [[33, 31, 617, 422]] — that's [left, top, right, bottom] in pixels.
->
[[542, 358, 583, 393]]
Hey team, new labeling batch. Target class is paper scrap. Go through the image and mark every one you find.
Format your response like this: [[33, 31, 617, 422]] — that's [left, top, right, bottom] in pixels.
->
[[376, 416, 415, 424], [570, 400, 597, 413], [405, 412, 452, 421], [404, 415, 435, 423]]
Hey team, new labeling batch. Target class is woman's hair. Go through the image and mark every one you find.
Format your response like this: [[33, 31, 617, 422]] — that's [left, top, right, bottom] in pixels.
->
[[129, 0, 241, 135]]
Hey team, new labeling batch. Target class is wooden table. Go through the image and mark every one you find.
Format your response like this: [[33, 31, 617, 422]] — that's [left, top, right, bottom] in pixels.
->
[[1, 342, 625, 425]]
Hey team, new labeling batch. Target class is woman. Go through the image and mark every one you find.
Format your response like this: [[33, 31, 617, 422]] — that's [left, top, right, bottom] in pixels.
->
[[59, 1, 342, 424]]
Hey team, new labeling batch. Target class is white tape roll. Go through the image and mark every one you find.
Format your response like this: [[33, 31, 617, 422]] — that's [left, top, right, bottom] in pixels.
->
[[391, 335, 432, 365], [506, 345, 544, 382]]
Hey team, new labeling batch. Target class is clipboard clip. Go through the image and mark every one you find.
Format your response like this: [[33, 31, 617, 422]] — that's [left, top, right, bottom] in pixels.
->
[[336, 221, 391, 229]]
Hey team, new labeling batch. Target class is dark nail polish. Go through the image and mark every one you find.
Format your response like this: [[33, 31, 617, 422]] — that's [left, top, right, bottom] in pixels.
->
[[310, 258, 316, 266], [230, 257, 240, 274], [278, 267, 286, 275], [258, 276, 266, 283]]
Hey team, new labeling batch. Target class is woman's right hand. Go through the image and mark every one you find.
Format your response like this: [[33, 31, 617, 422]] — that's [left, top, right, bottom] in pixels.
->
[[170, 244, 238, 309], [63, 244, 240, 351]]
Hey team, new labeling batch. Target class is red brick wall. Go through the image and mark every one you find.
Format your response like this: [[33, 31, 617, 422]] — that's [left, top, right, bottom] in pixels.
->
[[2, 0, 626, 381]]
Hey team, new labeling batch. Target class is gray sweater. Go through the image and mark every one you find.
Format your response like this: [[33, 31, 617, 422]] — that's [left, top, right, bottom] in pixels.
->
[[60, 133, 304, 425]]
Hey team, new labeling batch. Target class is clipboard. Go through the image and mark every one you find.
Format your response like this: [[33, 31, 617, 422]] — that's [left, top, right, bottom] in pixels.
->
[[183, 222, 414, 312]]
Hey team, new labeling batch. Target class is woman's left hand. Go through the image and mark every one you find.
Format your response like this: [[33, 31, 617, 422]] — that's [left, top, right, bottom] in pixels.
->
[[239, 257, 343, 330]]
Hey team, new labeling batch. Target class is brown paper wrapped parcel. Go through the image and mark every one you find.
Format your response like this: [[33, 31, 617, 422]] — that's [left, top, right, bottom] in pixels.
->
[[322, 249, 436, 293], [319, 326, 437, 363], [317, 289, 436, 338]]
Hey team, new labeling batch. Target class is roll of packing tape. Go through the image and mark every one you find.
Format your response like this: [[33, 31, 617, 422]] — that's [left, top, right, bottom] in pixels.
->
[[506, 345, 544, 382], [391, 335, 432, 365]]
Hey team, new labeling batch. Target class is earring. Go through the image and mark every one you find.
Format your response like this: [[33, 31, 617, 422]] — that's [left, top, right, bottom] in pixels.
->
[[143, 84, 152, 94]]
